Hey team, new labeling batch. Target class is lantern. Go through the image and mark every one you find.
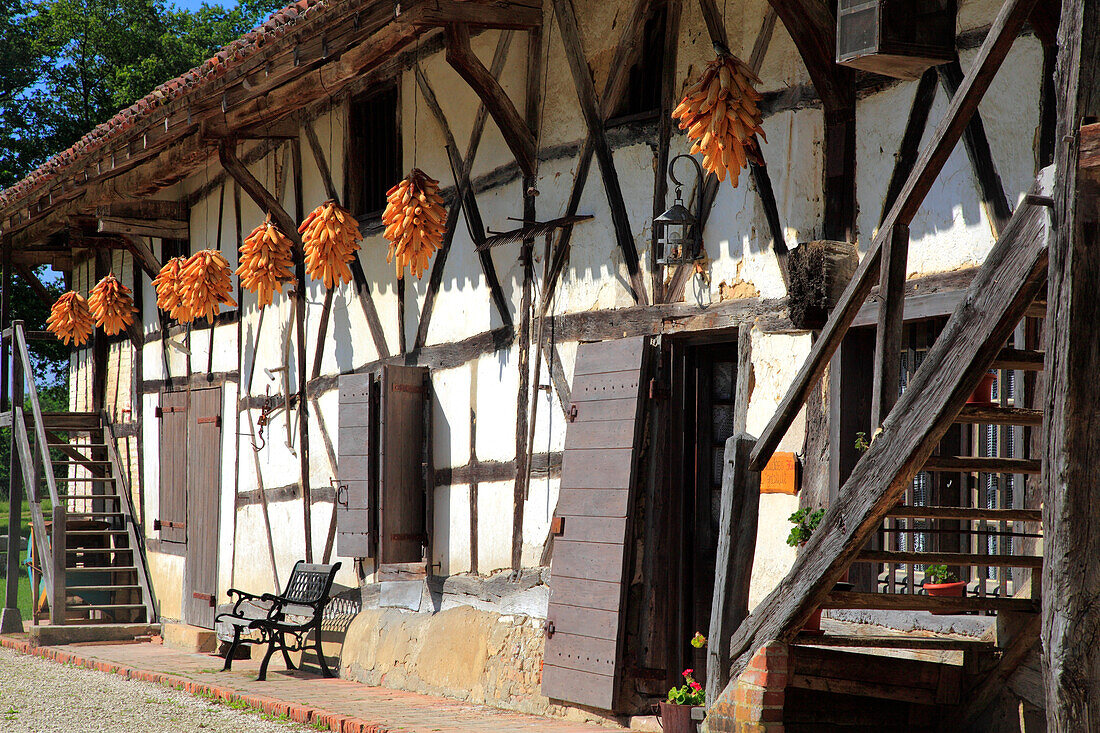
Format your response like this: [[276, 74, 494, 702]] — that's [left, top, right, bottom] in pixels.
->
[[655, 154, 705, 267], [836, 0, 956, 80]]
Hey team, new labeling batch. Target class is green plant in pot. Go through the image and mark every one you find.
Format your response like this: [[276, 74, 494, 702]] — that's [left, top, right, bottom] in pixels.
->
[[658, 633, 707, 733], [923, 564, 966, 598]]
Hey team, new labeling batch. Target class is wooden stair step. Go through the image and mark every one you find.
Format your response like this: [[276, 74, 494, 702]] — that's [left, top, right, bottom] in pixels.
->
[[62, 493, 122, 499], [66, 565, 137, 573], [991, 348, 1044, 371], [57, 459, 113, 466], [793, 633, 996, 651], [856, 550, 1043, 568], [955, 405, 1043, 425], [66, 547, 133, 553], [39, 412, 101, 429], [66, 512, 125, 518], [65, 529, 129, 536], [923, 455, 1041, 474], [66, 603, 147, 611], [887, 506, 1042, 523], [820, 591, 1038, 613], [57, 477, 117, 483], [66, 584, 142, 592]]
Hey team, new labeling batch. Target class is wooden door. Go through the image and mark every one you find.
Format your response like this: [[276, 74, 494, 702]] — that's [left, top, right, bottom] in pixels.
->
[[337, 372, 379, 558], [157, 390, 188, 544], [542, 337, 650, 711], [379, 365, 428, 565], [183, 387, 222, 628]]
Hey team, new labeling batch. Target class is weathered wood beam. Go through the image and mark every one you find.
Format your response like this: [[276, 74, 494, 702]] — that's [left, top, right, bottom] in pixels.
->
[[13, 264, 54, 308], [414, 63, 513, 331], [311, 289, 335, 381], [201, 118, 300, 141], [706, 433, 760, 704], [1042, 0, 1100, 725], [749, 0, 1039, 472], [97, 216, 189, 240], [95, 200, 186, 221], [552, 0, 648, 306], [964, 613, 1041, 724], [122, 236, 163, 279], [444, 23, 537, 178], [415, 30, 514, 349], [870, 224, 909, 427], [761, 0, 852, 112], [938, 55, 1013, 235], [541, 0, 654, 312], [880, 68, 938, 224], [291, 138, 313, 563], [302, 118, 340, 203], [720, 184, 1049, 691], [217, 139, 304, 257], [650, 0, 683, 304]]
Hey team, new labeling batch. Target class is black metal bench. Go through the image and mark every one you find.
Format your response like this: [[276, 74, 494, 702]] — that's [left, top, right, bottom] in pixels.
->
[[215, 560, 341, 680]]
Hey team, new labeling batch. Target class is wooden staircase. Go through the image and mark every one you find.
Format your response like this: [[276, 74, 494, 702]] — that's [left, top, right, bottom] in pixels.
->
[[7, 324, 156, 626]]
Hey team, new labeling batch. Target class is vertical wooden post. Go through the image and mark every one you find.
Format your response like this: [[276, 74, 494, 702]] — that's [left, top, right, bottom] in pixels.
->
[[93, 251, 110, 413], [650, 0, 683, 304], [1042, 0, 1100, 725], [870, 224, 909, 428], [49, 502, 66, 626], [0, 244, 11, 413], [291, 138, 313, 563], [706, 433, 760, 705]]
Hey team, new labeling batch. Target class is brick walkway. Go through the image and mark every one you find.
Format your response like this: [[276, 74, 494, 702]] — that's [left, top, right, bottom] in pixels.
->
[[0, 634, 617, 733]]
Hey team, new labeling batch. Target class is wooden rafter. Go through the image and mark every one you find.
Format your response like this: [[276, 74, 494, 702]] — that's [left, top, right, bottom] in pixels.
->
[[551, 0, 649, 306], [123, 235, 164, 279], [13, 264, 54, 308], [650, 0, 684, 304], [749, 0, 1040, 472], [880, 68, 939, 224], [445, 23, 537, 178], [415, 30, 515, 350]]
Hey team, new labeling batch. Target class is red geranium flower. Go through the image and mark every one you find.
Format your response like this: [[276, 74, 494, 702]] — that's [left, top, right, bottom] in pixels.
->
[[682, 668, 693, 677], [690, 681, 702, 692]]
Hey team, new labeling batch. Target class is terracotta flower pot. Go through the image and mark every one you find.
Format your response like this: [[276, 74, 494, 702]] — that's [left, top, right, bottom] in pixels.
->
[[802, 607, 823, 635], [924, 580, 966, 598], [657, 701, 696, 733], [967, 373, 997, 406]]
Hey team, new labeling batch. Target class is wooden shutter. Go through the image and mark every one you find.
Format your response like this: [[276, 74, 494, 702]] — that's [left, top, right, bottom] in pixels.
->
[[157, 390, 188, 543], [542, 336, 650, 711], [380, 365, 428, 565], [337, 372, 379, 558], [184, 387, 222, 628]]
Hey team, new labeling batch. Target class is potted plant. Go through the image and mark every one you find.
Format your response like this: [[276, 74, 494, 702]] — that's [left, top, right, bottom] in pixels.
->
[[923, 564, 966, 597], [967, 371, 997, 406], [787, 509, 827, 633], [658, 633, 707, 732]]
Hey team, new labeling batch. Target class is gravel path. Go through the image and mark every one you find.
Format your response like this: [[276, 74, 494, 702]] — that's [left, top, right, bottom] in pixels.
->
[[0, 646, 312, 733]]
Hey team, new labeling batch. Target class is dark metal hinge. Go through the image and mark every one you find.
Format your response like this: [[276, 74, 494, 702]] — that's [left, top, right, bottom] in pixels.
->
[[567, 405, 578, 422]]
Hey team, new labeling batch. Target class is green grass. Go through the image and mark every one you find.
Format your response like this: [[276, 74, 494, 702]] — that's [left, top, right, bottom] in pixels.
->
[[0, 502, 36, 622]]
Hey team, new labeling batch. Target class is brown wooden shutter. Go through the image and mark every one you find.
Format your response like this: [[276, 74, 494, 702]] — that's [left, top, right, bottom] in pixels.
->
[[157, 390, 188, 543], [380, 365, 429, 565], [184, 387, 222, 628], [337, 372, 378, 558], [542, 336, 650, 711]]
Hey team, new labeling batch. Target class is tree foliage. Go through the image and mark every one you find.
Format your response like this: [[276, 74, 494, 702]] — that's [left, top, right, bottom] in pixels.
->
[[1, 0, 285, 189]]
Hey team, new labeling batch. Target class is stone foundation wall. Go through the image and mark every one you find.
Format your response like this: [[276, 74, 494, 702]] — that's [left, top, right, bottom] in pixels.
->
[[338, 605, 619, 727]]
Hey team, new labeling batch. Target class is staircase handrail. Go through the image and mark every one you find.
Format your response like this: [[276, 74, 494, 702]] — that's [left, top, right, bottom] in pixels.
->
[[13, 406, 55, 603], [13, 322, 61, 506]]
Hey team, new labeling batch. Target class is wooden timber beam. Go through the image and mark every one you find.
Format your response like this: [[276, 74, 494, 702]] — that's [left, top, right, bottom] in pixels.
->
[[715, 182, 1050, 703], [650, 0, 683, 304], [122, 236, 163, 279], [95, 200, 186, 221], [551, 0, 648, 305], [748, 0, 1039, 472], [97, 216, 189, 240], [937, 55, 1013, 236], [444, 23, 537, 179], [415, 30, 514, 349], [13, 264, 54, 308], [414, 63, 513, 332], [1041, 0, 1100, 725], [542, 0, 655, 312], [217, 139, 303, 257], [880, 68, 939, 224], [761, 0, 852, 113]]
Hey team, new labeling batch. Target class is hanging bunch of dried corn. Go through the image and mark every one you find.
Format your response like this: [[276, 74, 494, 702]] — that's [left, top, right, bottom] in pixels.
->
[[46, 291, 95, 346], [177, 249, 237, 322], [672, 53, 766, 186], [382, 169, 446, 280], [88, 274, 136, 335], [299, 200, 361, 288], [237, 215, 295, 307], [152, 257, 194, 322]]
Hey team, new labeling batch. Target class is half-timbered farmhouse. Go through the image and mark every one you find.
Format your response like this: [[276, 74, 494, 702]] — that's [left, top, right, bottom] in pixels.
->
[[3, 0, 1096, 728]]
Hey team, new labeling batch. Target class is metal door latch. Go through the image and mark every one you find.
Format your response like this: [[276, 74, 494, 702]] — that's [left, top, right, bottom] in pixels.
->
[[331, 478, 348, 507], [543, 620, 556, 638]]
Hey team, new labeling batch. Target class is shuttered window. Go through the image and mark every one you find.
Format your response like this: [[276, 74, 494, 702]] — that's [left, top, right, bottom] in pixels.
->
[[348, 86, 401, 218], [542, 337, 651, 711], [337, 365, 429, 563], [157, 390, 188, 543], [184, 387, 222, 628]]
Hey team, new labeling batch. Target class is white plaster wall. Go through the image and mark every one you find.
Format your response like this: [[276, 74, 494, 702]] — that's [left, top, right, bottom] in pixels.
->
[[97, 0, 1051, 616]]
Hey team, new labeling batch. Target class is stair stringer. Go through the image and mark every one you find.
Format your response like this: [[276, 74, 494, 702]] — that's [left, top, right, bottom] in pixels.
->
[[707, 176, 1052, 725]]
